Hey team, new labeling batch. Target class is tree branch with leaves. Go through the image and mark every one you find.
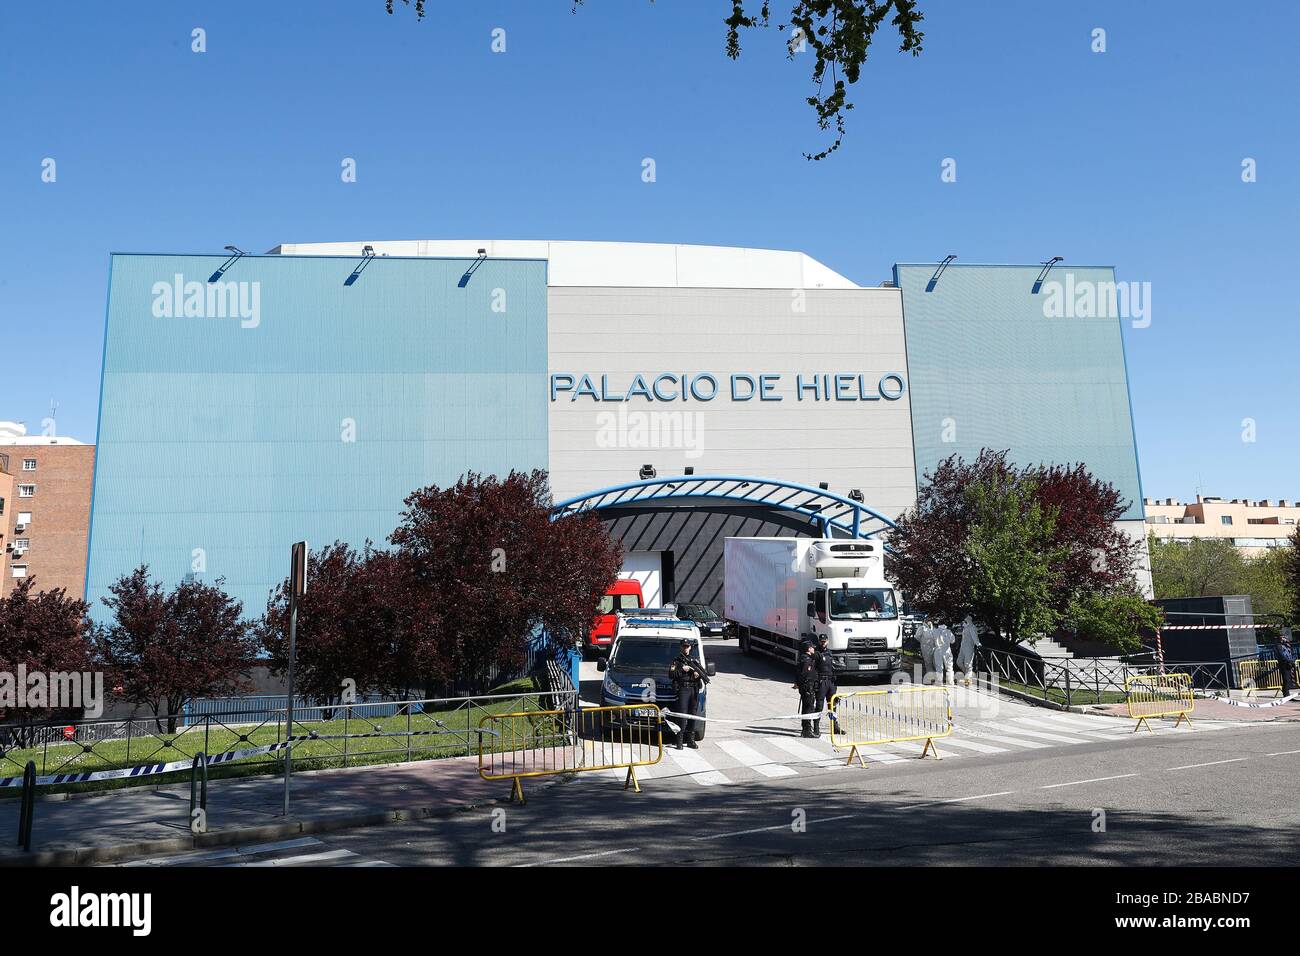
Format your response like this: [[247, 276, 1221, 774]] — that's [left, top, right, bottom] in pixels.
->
[[385, 0, 925, 159]]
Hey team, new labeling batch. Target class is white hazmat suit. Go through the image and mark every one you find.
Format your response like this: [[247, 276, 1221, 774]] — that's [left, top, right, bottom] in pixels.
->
[[932, 624, 956, 685], [916, 622, 938, 682], [957, 615, 981, 679]]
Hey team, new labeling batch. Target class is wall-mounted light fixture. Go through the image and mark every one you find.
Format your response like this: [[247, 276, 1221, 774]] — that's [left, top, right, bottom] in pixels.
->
[[1032, 256, 1064, 294], [924, 254, 957, 292]]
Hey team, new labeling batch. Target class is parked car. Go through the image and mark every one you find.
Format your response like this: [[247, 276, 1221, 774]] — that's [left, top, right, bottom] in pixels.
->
[[586, 579, 645, 657], [596, 617, 716, 739], [671, 602, 729, 639]]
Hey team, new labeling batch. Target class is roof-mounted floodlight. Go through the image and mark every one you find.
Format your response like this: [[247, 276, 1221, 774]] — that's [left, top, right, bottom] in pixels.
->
[[345, 246, 378, 287], [208, 246, 246, 283], [639, 464, 656, 480], [1032, 256, 1064, 294], [924, 255, 957, 292], [458, 248, 489, 289]]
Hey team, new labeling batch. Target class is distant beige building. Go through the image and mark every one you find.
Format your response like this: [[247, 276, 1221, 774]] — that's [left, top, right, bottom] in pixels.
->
[[1145, 495, 1299, 557]]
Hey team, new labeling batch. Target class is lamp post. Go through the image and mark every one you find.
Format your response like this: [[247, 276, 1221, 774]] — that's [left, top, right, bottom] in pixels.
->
[[283, 541, 307, 816]]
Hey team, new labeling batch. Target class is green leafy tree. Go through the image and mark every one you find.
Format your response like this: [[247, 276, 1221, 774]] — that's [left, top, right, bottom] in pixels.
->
[[385, 0, 926, 160], [1068, 589, 1163, 653], [1148, 535, 1247, 599], [888, 450, 1153, 651], [1283, 527, 1300, 623], [1239, 545, 1295, 622], [963, 473, 1065, 646]]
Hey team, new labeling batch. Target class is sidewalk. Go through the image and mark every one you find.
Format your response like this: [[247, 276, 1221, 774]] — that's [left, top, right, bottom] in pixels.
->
[[0, 755, 547, 866]]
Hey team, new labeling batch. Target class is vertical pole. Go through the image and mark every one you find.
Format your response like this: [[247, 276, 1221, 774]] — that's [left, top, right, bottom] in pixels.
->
[[283, 540, 307, 817], [1155, 628, 1165, 675], [283, 595, 297, 817]]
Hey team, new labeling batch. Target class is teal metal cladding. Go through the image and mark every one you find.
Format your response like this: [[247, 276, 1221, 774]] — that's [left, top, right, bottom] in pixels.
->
[[87, 253, 548, 617], [894, 263, 1144, 521]]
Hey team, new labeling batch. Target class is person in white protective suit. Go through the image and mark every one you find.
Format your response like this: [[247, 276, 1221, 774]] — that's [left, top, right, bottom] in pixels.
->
[[916, 621, 938, 682], [957, 615, 981, 683], [932, 623, 956, 685]]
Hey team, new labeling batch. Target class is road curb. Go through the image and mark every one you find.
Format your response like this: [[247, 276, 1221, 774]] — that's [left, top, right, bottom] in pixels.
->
[[0, 776, 565, 866]]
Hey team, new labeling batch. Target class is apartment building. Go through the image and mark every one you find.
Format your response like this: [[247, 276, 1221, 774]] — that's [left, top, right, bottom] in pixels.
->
[[1144, 495, 1300, 557], [0, 421, 96, 599]]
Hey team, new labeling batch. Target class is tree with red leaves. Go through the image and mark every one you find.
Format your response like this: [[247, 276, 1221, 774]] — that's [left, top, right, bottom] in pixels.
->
[[260, 542, 419, 703], [95, 567, 259, 731], [886, 450, 1157, 651], [0, 577, 99, 744], [388, 469, 622, 692]]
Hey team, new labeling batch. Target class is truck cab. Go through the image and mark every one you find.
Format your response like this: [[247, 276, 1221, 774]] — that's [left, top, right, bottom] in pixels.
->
[[587, 579, 645, 657], [725, 537, 902, 678], [803, 541, 902, 676]]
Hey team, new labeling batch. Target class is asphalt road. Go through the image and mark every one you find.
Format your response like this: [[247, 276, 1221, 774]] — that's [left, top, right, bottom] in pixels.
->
[[111, 641, 1299, 867]]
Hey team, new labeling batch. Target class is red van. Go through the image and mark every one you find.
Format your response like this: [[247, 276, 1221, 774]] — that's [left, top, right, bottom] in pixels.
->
[[587, 579, 645, 656]]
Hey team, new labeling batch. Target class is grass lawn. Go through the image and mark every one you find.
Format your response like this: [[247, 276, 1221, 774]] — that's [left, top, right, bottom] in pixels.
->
[[0, 677, 563, 797]]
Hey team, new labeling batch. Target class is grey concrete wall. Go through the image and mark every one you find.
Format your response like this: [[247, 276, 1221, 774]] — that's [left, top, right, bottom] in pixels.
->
[[548, 286, 918, 519]]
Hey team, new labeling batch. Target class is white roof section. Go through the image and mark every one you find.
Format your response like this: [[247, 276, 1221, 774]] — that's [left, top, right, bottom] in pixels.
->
[[0, 422, 88, 446], [272, 239, 862, 290]]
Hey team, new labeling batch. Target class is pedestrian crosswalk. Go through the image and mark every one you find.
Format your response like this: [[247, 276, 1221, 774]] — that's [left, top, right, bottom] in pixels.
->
[[583, 696, 1243, 788], [112, 836, 394, 868]]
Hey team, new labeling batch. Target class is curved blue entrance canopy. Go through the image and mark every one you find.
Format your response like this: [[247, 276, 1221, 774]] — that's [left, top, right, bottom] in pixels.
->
[[551, 474, 896, 540]]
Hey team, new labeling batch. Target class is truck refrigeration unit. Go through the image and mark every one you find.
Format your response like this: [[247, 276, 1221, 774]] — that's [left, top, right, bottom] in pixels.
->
[[724, 537, 902, 678]]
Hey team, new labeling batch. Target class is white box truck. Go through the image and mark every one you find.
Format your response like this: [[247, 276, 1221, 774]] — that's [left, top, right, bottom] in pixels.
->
[[724, 537, 902, 677]]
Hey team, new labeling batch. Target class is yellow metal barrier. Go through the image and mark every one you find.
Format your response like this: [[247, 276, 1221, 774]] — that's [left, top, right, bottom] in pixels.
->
[[478, 704, 663, 803], [829, 685, 953, 767], [1235, 659, 1299, 697], [1125, 673, 1193, 732]]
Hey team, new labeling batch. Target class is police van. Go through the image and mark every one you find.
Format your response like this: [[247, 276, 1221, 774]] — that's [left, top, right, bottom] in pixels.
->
[[596, 617, 716, 739]]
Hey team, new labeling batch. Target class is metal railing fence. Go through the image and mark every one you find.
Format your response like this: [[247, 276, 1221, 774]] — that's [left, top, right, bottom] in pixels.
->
[[973, 646, 1230, 707], [0, 688, 576, 785]]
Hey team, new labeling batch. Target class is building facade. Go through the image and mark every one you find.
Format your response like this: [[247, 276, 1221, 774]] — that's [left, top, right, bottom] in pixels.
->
[[86, 242, 1150, 616], [1145, 496, 1299, 557], [1, 422, 96, 599]]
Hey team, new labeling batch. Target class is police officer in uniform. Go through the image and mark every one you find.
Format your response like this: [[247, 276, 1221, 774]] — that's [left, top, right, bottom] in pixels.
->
[[815, 634, 839, 737], [796, 641, 820, 738], [668, 638, 709, 749]]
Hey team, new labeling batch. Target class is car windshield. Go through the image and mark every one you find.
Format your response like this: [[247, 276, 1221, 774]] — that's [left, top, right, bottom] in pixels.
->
[[684, 605, 718, 621], [611, 638, 696, 668], [828, 588, 897, 621]]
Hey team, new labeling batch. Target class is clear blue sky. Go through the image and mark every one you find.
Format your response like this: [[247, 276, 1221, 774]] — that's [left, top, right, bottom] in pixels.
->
[[2, 1, 1296, 503]]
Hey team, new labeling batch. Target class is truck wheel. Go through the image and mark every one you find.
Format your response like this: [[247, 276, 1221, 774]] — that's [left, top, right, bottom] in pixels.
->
[[739, 629, 752, 656]]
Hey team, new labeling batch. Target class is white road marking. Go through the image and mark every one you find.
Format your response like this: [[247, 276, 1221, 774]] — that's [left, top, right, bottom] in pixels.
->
[[716, 739, 800, 777], [932, 736, 1009, 754], [886, 740, 961, 757], [960, 730, 1050, 749], [696, 812, 860, 841], [1266, 749, 1300, 756], [767, 735, 866, 765], [242, 849, 361, 867], [994, 725, 1093, 745], [1040, 773, 1139, 789], [515, 847, 641, 867], [1165, 758, 1249, 771], [911, 790, 1015, 807], [663, 747, 731, 785], [1009, 717, 1119, 740]]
